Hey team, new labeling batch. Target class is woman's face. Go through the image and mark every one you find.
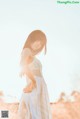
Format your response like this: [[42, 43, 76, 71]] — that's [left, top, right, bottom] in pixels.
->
[[31, 41, 42, 51]]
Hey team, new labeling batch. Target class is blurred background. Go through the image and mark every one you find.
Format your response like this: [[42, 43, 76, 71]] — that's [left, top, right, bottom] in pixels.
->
[[0, 0, 80, 102]]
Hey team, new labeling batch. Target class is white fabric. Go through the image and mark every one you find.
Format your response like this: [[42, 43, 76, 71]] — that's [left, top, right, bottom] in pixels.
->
[[18, 48, 52, 119]]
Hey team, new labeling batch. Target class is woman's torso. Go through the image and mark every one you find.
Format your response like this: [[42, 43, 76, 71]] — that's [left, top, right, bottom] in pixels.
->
[[22, 57, 43, 84]]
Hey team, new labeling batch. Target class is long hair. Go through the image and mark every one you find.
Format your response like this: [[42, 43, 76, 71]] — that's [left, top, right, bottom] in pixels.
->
[[23, 30, 47, 55]]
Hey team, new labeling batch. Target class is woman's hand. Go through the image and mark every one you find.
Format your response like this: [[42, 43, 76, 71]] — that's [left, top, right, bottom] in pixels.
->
[[23, 82, 36, 93]]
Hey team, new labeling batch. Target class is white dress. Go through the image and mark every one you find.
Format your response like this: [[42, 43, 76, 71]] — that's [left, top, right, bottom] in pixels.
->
[[18, 57, 52, 119]]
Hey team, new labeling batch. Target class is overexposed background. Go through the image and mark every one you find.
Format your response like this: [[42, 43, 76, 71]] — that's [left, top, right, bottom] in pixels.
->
[[0, 0, 80, 102]]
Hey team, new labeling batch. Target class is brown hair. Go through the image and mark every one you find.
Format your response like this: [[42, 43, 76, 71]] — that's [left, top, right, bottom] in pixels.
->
[[23, 30, 47, 55]]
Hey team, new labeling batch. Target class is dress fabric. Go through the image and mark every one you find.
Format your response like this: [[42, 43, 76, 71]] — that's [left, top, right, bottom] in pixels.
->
[[18, 57, 52, 119]]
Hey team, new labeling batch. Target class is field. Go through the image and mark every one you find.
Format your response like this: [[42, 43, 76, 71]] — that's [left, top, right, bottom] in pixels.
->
[[0, 91, 80, 119]]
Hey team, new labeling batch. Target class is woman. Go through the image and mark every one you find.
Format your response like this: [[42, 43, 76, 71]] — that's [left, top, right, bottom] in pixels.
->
[[18, 30, 52, 119]]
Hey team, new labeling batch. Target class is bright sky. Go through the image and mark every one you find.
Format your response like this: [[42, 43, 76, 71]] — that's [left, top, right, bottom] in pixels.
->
[[0, 0, 80, 102]]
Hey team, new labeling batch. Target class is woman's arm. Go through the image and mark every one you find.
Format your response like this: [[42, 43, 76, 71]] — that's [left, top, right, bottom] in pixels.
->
[[23, 68, 37, 93], [26, 69, 36, 84]]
